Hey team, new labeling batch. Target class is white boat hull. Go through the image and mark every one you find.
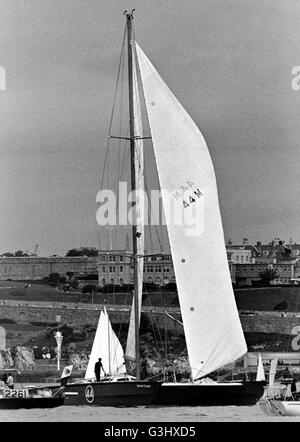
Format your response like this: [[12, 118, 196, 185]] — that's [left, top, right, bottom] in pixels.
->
[[259, 399, 300, 417], [281, 401, 300, 416]]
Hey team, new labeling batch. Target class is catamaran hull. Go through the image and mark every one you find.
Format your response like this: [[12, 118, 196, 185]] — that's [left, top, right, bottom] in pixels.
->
[[280, 401, 300, 416], [0, 398, 64, 409], [259, 399, 300, 417], [64, 381, 161, 406], [151, 381, 266, 406]]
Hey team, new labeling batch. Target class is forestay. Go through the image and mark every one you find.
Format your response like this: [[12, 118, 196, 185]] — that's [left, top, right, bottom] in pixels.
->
[[136, 43, 247, 379]]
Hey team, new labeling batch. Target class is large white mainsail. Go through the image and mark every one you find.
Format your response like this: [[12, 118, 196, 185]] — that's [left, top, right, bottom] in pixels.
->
[[125, 44, 145, 361], [136, 43, 247, 380], [85, 307, 126, 380]]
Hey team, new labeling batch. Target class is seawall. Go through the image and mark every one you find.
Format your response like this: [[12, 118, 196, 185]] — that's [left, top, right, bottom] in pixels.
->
[[1, 300, 299, 352], [0, 257, 98, 280]]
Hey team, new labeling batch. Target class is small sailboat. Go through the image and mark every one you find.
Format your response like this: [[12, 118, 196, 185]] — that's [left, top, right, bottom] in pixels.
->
[[63, 308, 160, 406], [84, 307, 127, 381], [259, 358, 300, 417], [0, 367, 71, 409]]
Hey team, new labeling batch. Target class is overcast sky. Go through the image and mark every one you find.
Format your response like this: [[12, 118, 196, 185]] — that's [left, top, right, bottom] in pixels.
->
[[0, 0, 300, 256]]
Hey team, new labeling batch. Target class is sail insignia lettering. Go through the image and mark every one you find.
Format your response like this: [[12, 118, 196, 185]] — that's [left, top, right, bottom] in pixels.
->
[[183, 189, 203, 208], [172, 181, 203, 209], [187, 186, 204, 209]]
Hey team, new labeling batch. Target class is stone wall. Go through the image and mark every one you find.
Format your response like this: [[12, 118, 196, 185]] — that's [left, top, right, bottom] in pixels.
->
[[0, 257, 98, 280], [1, 302, 300, 353], [0, 303, 183, 340], [241, 313, 300, 335], [1, 302, 299, 336], [0, 304, 108, 325]]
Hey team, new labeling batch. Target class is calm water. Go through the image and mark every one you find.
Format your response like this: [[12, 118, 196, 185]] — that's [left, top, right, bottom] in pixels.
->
[[0, 404, 299, 422]]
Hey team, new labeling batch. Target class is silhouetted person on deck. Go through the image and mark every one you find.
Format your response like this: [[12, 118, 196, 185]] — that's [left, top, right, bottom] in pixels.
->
[[94, 358, 106, 382]]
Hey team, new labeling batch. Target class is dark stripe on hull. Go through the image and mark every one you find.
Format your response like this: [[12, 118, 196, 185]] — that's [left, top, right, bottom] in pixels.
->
[[64, 381, 161, 406], [151, 381, 266, 406], [0, 398, 64, 409]]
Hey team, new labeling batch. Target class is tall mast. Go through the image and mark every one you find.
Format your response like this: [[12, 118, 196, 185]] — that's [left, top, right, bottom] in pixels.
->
[[107, 310, 112, 375], [126, 10, 140, 380]]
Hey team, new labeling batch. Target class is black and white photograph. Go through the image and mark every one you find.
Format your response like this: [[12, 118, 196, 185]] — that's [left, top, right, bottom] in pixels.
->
[[0, 0, 300, 426]]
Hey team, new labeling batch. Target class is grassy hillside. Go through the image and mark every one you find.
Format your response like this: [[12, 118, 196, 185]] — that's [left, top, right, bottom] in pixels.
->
[[2, 281, 300, 312]]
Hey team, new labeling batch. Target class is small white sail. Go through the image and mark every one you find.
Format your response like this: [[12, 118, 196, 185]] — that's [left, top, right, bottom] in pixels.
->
[[85, 307, 126, 380], [136, 43, 247, 379], [269, 357, 278, 386], [125, 44, 145, 361], [256, 353, 266, 382]]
